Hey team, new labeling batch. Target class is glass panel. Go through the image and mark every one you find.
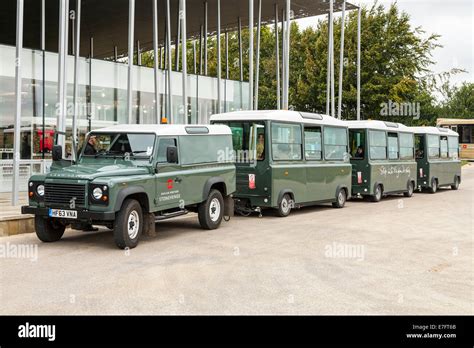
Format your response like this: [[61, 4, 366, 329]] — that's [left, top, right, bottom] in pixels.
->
[[157, 138, 177, 163], [272, 123, 302, 144], [324, 127, 347, 160], [272, 123, 302, 160], [440, 137, 448, 158], [304, 127, 322, 160], [427, 134, 440, 158], [369, 130, 387, 160], [448, 136, 459, 159], [179, 135, 232, 164], [388, 134, 399, 160]]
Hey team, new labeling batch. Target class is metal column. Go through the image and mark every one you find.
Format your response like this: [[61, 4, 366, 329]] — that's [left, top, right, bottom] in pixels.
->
[[255, 0, 262, 110], [127, 0, 135, 124], [12, 0, 24, 206], [41, 0, 46, 161], [204, 1, 208, 75], [175, 4, 180, 71], [275, 3, 280, 110], [326, 13, 330, 115], [329, 0, 335, 117], [180, 0, 187, 123], [357, 5, 361, 120], [72, 0, 81, 160], [224, 31, 228, 112], [238, 17, 243, 109], [193, 40, 197, 74], [153, 0, 160, 124], [249, 0, 254, 110], [337, 0, 346, 119], [199, 25, 203, 74], [166, 0, 173, 123], [283, 0, 290, 110], [137, 40, 141, 66], [217, 0, 222, 113], [57, 0, 67, 152], [281, 9, 285, 108]]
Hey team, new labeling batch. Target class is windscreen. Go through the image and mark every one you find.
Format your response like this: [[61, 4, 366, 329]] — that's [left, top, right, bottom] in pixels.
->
[[80, 133, 155, 160]]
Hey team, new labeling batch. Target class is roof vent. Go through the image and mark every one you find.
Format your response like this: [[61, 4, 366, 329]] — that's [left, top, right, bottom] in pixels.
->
[[383, 121, 399, 128], [300, 112, 323, 120], [185, 126, 209, 134]]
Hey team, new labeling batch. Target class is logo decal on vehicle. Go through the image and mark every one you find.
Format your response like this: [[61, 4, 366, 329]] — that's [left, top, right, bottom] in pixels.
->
[[167, 179, 173, 190]]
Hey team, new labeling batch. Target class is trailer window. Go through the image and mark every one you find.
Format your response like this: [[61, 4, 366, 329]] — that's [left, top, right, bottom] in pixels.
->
[[427, 135, 440, 159], [227, 122, 264, 163], [440, 136, 448, 158], [272, 123, 302, 161], [448, 136, 459, 159], [415, 135, 424, 159], [399, 133, 414, 160], [349, 129, 365, 160], [304, 127, 322, 160], [369, 130, 387, 160], [324, 127, 348, 161], [387, 133, 399, 160]]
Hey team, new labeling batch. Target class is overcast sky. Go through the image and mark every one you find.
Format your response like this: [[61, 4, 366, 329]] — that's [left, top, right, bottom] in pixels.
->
[[298, 0, 473, 87]]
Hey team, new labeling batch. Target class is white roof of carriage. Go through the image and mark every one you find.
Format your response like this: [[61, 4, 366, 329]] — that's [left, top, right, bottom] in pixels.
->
[[89, 124, 232, 136], [210, 110, 348, 127], [345, 120, 413, 133], [409, 126, 459, 136]]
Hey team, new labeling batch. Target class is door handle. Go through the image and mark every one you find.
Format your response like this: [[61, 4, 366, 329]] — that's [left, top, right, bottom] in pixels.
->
[[174, 177, 182, 183]]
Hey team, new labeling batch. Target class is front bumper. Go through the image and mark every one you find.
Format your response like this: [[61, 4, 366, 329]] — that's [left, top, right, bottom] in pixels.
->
[[21, 206, 116, 221]]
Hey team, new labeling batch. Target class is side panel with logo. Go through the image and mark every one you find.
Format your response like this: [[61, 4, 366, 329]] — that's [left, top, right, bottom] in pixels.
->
[[154, 138, 184, 211]]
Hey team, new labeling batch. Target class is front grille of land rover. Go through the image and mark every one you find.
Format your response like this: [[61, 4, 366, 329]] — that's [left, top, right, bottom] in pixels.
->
[[44, 183, 86, 207]]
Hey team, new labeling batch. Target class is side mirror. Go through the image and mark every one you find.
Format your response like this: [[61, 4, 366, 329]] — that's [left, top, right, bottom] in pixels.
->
[[166, 146, 178, 163], [52, 145, 62, 162]]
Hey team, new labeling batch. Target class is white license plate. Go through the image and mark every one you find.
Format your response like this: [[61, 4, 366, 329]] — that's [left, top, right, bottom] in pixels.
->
[[49, 209, 77, 219]]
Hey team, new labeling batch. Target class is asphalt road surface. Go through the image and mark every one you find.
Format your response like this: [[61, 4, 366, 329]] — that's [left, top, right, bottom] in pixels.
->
[[1, 165, 472, 315]]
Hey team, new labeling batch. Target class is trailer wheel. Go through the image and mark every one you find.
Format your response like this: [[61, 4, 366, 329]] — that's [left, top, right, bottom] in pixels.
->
[[451, 176, 460, 190], [198, 189, 224, 230], [276, 194, 292, 217], [35, 216, 66, 242], [332, 188, 347, 208], [371, 184, 383, 202], [113, 199, 143, 249], [403, 181, 414, 197], [429, 178, 438, 194]]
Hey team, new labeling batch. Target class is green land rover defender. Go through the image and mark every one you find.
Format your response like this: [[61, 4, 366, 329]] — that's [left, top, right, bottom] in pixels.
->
[[22, 125, 236, 249]]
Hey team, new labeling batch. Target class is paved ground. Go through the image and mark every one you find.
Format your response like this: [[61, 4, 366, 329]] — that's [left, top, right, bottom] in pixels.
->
[[0, 165, 472, 315]]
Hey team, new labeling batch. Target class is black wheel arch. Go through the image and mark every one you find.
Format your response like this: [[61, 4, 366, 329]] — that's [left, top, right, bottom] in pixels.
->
[[203, 177, 227, 201], [114, 187, 150, 213], [335, 185, 349, 200], [277, 189, 295, 205], [373, 182, 383, 195]]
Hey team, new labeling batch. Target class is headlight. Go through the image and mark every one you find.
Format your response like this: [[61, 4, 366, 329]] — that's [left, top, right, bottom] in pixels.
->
[[36, 184, 45, 196], [92, 187, 103, 200]]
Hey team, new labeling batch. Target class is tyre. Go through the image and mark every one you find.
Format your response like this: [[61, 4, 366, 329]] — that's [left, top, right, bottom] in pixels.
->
[[332, 188, 347, 208], [198, 189, 224, 230], [451, 176, 460, 190], [276, 194, 292, 217], [371, 184, 383, 202], [429, 178, 438, 194], [403, 181, 414, 197], [35, 216, 66, 242], [113, 199, 143, 249]]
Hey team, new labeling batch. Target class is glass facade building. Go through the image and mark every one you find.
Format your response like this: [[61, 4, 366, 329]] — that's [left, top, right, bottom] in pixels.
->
[[0, 43, 249, 193]]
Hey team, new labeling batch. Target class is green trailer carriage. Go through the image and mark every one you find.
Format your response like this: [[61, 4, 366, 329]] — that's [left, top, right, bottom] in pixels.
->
[[22, 124, 236, 249], [410, 126, 461, 193], [346, 120, 418, 202], [210, 110, 352, 217]]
